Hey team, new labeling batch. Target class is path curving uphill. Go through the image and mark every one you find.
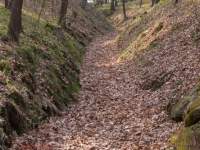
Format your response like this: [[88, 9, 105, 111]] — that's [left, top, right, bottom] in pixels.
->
[[11, 30, 177, 150]]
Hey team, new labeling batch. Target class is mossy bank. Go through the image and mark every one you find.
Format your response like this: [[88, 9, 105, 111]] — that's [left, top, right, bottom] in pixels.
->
[[0, 1, 111, 148], [168, 83, 200, 149]]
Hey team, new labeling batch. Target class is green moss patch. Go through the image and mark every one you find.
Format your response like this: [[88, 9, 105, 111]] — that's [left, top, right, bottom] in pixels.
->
[[169, 83, 200, 122], [171, 127, 190, 150], [171, 122, 200, 150]]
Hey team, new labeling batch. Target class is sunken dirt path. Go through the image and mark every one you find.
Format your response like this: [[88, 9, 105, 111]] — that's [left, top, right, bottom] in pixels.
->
[[11, 30, 177, 150]]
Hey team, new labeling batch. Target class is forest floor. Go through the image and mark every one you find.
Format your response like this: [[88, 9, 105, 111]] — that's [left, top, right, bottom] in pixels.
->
[[7, 0, 200, 149], [10, 29, 181, 150]]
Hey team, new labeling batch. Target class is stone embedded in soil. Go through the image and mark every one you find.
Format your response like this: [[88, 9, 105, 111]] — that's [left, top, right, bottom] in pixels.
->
[[169, 82, 200, 123]]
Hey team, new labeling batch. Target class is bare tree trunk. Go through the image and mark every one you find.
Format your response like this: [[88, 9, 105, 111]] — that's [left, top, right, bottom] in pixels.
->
[[100, 0, 103, 6], [5, 0, 8, 7], [152, 0, 159, 6], [51, 0, 55, 11], [140, 0, 142, 7], [110, 0, 115, 12], [152, 0, 154, 7], [8, 0, 23, 41], [105, 0, 107, 4], [82, 0, 87, 9], [115, 0, 118, 7], [36, 0, 46, 26], [58, 0, 68, 29], [122, 0, 127, 21], [5, 0, 13, 9], [155, 0, 160, 4]]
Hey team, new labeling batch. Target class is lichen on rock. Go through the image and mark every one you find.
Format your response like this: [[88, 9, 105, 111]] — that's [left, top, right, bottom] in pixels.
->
[[169, 82, 200, 123], [171, 122, 200, 150], [169, 83, 200, 149]]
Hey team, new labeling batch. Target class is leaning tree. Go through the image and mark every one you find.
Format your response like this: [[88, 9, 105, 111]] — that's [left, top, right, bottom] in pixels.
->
[[122, 0, 127, 21]]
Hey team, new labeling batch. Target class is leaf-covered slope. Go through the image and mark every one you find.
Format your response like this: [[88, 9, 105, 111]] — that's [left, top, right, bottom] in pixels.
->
[[115, 0, 200, 149], [10, 28, 176, 150], [113, 0, 200, 109], [0, 1, 111, 148]]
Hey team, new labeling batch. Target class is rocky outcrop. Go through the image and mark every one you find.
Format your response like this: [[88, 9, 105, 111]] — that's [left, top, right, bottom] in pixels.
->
[[168, 82, 200, 149], [171, 122, 200, 150], [140, 71, 173, 91], [168, 82, 200, 126]]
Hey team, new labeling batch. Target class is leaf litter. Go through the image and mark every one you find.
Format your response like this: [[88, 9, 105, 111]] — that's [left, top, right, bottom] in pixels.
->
[[10, 30, 182, 150], [10, 1, 200, 149]]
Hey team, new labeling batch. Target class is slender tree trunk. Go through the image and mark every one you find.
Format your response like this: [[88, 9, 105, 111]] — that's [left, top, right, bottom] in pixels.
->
[[5, 0, 12, 9], [36, 0, 46, 26], [115, 0, 118, 6], [105, 0, 107, 4], [82, 0, 87, 9], [155, 0, 160, 4], [5, 0, 9, 8], [8, 0, 23, 41], [100, 0, 103, 6], [152, 0, 154, 7], [140, 0, 142, 7], [51, 0, 55, 11], [110, 0, 115, 12], [122, 0, 127, 21], [58, 0, 68, 29]]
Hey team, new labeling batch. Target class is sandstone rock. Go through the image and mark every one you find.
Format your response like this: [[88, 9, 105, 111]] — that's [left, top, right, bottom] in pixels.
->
[[185, 106, 200, 127], [172, 122, 200, 150], [170, 83, 200, 122]]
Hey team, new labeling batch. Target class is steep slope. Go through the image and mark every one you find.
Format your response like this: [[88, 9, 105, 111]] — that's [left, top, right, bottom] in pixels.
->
[[2, 0, 200, 149], [0, 1, 111, 148], [7, 1, 186, 149], [10, 28, 175, 150], [114, 0, 200, 149]]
